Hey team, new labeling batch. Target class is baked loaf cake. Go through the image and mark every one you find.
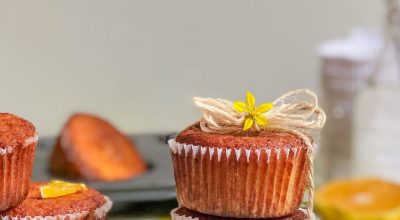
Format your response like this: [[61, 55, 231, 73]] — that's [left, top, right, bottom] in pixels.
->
[[171, 207, 307, 220], [50, 113, 146, 182], [1, 182, 112, 220], [0, 113, 37, 211]]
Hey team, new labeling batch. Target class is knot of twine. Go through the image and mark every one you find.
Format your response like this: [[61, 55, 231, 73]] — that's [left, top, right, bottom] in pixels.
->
[[193, 89, 326, 218]]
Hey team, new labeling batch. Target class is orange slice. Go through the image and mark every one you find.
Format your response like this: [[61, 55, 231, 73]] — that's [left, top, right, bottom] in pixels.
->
[[315, 178, 400, 220], [40, 180, 86, 199]]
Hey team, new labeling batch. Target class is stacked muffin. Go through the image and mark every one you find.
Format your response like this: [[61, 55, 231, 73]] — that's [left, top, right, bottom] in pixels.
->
[[0, 113, 112, 219], [168, 90, 325, 219]]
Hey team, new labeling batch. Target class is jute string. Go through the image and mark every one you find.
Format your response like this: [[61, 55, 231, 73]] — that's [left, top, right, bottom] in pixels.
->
[[193, 89, 326, 218]]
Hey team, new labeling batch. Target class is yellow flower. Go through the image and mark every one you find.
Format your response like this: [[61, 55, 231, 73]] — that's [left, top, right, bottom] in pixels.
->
[[233, 91, 273, 131]]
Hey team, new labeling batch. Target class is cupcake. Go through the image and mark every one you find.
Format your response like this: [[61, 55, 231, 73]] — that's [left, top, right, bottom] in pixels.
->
[[50, 113, 147, 182], [168, 90, 325, 218], [171, 207, 307, 220], [1, 181, 112, 220], [0, 113, 38, 211]]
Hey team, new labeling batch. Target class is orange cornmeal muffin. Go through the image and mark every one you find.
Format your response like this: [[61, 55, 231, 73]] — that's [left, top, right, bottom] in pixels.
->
[[0, 113, 37, 211], [171, 207, 307, 220], [168, 90, 327, 218], [50, 113, 147, 182], [170, 124, 309, 218], [0, 183, 112, 220]]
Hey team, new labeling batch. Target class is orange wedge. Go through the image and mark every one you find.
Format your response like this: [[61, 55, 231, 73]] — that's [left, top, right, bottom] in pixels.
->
[[40, 180, 86, 199], [315, 178, 400, 220]]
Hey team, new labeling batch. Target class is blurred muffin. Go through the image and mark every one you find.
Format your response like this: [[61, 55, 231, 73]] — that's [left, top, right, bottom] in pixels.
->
[[0, 113, 37, 211], [170, 125, 309, 218], [1, 182, 112, 220], [171, 207, 307, 220], [50, 113, 146, 182]]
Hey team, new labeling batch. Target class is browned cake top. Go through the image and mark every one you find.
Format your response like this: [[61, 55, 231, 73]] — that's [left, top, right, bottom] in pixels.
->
[[176, 124, 306, 149], [0, 113, 36, 148], [1, 183, 106, 216], [61, 113, 146, 181], [175, 207, 307, 220]]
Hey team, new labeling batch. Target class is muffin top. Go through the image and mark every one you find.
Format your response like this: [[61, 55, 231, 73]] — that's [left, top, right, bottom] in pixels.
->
[[1, 183, 108, 217], [0, 113, 36, 148], [176, 124, 306, 149], [174, 207, 307, 220], [182, 91, 324, 150]]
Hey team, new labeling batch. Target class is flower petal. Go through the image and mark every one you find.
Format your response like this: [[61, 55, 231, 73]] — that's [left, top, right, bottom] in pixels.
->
[[255, 103, 273, 114], [233, 101, 247, 112], [246, 91, 255, 108], [254, 115, 267, 126], [243, 117, 254, 131]]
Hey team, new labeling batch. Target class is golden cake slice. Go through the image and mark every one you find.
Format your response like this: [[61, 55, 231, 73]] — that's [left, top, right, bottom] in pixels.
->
[[50, 113, 147, 181]]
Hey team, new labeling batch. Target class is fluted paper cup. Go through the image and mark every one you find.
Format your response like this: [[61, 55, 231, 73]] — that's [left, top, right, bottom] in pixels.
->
[[169, 139, 309, 218], [0, 135, 37, 211]]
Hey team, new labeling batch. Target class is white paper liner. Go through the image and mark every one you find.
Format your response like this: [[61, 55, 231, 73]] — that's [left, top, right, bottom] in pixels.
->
[[168, 139, 309, 218], [94, 196, 113, 219], [0, 134, 38, 156], [170, 207, 312, 220], [0, 196, 112, 220], [0, 146, 14, 155], [23, 134, 39, 148], [168, 139, 299, 163]]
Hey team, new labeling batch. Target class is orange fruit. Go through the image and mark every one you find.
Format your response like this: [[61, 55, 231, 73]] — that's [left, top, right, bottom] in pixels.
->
[[315, 178, 400, 220], [40, 180, 86, 199]]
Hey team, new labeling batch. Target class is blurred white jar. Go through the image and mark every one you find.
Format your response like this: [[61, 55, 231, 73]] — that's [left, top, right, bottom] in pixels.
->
[[316, 29, 383, 185], [353, 44, 400, 182]]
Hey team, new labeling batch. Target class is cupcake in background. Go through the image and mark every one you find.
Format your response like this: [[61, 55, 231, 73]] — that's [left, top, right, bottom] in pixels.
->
[[0, 113, 38, 211], [1, 181, 112, 220], [168, 90, 325, 218], [50, 113, 147, 182]]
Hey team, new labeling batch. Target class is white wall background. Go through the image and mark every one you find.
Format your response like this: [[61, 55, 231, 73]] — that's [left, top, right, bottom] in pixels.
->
[[0, 1, 383, 136]]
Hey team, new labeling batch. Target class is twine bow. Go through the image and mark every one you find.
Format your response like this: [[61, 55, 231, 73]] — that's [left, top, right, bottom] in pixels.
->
[[193, 89, 326, 219]]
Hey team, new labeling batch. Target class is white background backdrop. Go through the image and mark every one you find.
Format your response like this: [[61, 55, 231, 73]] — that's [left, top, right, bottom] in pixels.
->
[[0, 1, 382, 136]]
